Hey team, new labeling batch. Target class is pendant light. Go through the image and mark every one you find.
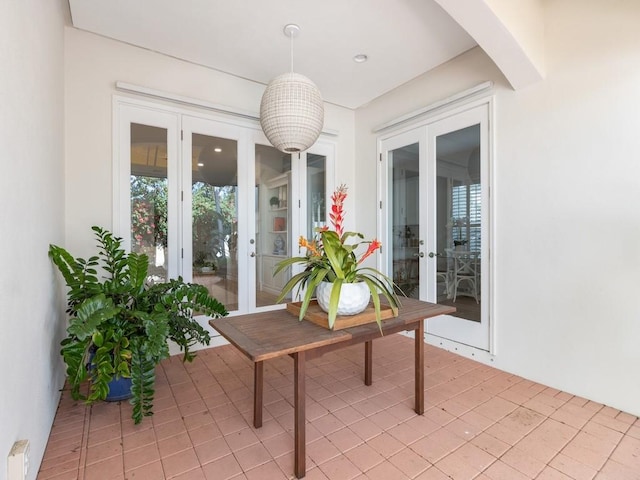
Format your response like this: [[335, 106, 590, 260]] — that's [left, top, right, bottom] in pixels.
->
[[260, 24, 324, 153]]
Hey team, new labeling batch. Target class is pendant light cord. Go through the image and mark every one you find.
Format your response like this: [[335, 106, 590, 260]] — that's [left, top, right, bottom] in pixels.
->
[[290, 30, 294, 73]]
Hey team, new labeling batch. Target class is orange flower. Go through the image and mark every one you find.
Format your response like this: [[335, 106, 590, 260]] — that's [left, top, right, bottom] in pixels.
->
[[358, 239, 382, 265], [299, 236, 320, 257]]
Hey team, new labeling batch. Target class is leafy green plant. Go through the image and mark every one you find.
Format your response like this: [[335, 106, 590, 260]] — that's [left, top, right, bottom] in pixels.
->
[[49, 226, 227, 423], [274, 185, 400, 330]]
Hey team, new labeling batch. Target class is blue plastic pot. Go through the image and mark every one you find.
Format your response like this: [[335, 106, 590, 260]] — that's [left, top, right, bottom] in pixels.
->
[[105, 376, 133, 402]]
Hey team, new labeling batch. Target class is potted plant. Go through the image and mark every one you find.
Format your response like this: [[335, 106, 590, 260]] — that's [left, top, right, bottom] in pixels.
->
[[49, 226, 228, 424], [270, 196, 281, 209], [274, 185, 400, 330], [194, 251, 217, 273]]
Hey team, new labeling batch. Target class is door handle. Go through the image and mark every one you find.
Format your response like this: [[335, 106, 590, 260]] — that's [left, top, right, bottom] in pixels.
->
[[250, 252, 256, 257], [413, 252, 425, 258], [428, 252, 439, 258]]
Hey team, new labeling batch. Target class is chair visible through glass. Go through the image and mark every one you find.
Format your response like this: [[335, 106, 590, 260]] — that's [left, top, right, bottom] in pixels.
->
[[446, 249, 480, 303]]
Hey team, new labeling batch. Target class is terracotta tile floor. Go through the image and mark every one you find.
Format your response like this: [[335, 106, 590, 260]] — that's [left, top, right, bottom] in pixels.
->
[[38, 334, 640, 480]]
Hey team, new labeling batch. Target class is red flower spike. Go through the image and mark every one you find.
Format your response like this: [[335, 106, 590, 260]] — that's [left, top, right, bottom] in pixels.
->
[[330, 184, 348, 237]]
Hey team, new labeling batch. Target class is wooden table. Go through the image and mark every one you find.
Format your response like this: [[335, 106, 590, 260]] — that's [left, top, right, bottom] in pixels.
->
[[209, 298, 455, 478]]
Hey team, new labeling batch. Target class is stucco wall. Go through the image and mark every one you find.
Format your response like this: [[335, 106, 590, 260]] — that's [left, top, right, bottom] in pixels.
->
[[355, 0, 640, 416], [0, 1, 67, 478]]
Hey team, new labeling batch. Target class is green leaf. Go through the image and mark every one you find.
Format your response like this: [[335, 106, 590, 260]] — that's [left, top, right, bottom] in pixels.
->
[[130, 339, 157, 424], [362, 277, 383, 334], [340, 231, 364, 243], [322, 234, 346, 279], [92, 331, 104, 347], [127, 252, 150, 293], [60, 339, 90, 400], [273, 256, 309, 276], [117, 360, 130, 377], [298, 269, 329, 320], [276, 270, 313, 304], [67, 294, 120, 340], [327, 279, 344, 329]]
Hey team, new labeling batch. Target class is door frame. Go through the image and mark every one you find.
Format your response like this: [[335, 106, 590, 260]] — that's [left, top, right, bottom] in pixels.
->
[[377, 96, 496, 356]]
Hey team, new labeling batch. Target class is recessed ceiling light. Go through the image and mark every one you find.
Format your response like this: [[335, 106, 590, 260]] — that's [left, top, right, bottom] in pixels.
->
[[353, 54, 368, 63], [197, 162, 204, 167], [214, 147, 222, 153]]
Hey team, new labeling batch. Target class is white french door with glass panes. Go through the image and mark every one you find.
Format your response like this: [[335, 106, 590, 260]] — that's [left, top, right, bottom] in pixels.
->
[[116, 98, 334, 318], [380, 102, 492, 352], [181, 115, 305, 314]]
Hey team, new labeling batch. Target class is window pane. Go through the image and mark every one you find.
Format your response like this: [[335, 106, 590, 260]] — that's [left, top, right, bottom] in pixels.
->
[[436, 124, 481, 321], [192, 134, 238, 311], [130, 123, 168, 282], [390, 143, 420, 299], [307, 153, 327, 239], [256, 145, 291, 307]]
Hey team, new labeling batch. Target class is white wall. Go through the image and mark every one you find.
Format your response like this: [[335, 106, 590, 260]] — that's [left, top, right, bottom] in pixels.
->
[[356, 0, 640, 416], [64, 27, 356, 258], [0, 1, 67, 478]]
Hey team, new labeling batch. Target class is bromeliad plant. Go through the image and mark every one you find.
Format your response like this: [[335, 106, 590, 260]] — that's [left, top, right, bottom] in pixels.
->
[[275, 184, 400, 329], [49, 226, 228, 424]]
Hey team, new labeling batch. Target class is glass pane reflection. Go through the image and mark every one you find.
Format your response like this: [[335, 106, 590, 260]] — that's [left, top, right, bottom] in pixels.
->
[[255, 145, 291, 307], [192, 134, 239, 311], [390, 143, 420, 299], [130, 123, 168, 283], [436, 124, 481, 322]]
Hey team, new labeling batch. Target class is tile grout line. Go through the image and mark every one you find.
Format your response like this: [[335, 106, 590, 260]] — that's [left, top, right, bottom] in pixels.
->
[[529, 404, 601, 480], [422, 369, 581, 478], [591, 410, 636, 477], [77, 390, 91, 480]]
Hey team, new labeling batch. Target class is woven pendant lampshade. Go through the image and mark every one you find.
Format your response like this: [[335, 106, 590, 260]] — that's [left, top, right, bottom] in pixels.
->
[[260, 24, 324, 153]]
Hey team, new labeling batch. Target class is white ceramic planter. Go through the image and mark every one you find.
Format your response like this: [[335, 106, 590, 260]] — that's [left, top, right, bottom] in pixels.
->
[[316, 282, 370, 316]]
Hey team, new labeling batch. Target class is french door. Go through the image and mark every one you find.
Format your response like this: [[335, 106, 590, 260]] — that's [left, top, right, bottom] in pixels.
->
[[116, 100, 333, 316], [380, 103, 491, 352]]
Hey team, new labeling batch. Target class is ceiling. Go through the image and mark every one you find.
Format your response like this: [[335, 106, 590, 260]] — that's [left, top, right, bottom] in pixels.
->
[[67, 0, 478, 109]]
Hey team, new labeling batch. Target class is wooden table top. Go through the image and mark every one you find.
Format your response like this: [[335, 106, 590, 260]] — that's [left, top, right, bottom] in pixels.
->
[[209, 297, 455, 362]]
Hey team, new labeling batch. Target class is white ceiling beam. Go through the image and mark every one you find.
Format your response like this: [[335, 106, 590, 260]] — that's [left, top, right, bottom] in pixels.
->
[[434, 0, 545, 90]]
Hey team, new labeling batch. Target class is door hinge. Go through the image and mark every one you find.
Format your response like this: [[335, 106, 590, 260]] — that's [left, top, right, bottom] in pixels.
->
[[379, 200, 382, 209], [181, 248, 184, 259], [181, 190, 184, 201], [379, 153, 382, 162], [181, 130, 183, 141], [299, 199, 301, 208]]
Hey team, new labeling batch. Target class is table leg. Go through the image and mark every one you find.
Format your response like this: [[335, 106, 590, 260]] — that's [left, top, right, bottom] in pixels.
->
[[364, 341, 373, 386], [254, 361, 263, 428], [294, 351, 306, 478], [415, 320, 424, 414]]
